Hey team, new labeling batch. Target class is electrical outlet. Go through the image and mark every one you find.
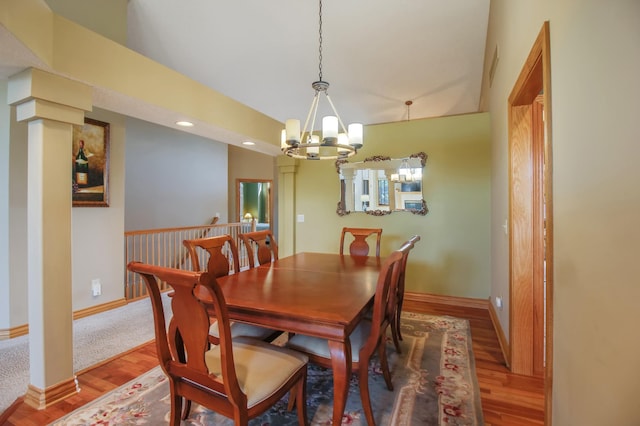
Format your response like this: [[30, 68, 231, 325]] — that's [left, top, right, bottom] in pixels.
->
[[495, 296, 503, 310], [91, 279, 102, 296]]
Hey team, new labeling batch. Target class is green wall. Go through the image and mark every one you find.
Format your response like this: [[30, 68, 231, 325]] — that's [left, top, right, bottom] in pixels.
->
[[241, 182, 268, 223], [292, 112, 491, 298]]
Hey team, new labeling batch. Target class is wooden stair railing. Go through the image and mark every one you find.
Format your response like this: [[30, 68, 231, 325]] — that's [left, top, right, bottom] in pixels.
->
[[124, 220, 252, 300]]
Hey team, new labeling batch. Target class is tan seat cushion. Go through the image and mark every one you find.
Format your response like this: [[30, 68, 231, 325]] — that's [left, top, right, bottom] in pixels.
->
[[286, 320, 372, 363], [205, 336, 308, 408], [210, 321, 280, 341]]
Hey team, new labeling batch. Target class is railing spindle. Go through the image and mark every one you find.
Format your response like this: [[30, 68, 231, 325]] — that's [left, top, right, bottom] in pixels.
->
[[123, 222, 250, 301]]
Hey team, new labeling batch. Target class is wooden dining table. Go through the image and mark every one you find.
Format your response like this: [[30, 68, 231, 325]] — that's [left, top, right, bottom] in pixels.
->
[[215, 252, 382, 426]]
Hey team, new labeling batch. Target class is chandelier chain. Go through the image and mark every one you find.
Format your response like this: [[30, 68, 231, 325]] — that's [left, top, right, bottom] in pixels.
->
[[318, 0, 323, 82]]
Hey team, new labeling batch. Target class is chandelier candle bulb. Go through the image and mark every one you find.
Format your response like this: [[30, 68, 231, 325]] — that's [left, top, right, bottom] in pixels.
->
[[308, 135, 320, 155], [281, 129, 288, 150], [322, 116, 338, 143], [285, 119, 301, 145], [337, 133, 350, 155], [348, 123, 363, 148], [338, 133, 349, 146]]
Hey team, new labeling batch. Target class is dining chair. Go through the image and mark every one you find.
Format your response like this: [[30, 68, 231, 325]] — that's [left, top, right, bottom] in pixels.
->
[[240, 229, 279, 268], [127, 261, 309, 426], [389, 235, 421, 353], [340, 227, 383, 257], [285, 246, 408, 426], [183, 235, 280, 345]]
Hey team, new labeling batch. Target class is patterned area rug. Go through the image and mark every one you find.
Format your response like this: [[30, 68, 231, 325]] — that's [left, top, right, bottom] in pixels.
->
[[50, 313, 483, 425]]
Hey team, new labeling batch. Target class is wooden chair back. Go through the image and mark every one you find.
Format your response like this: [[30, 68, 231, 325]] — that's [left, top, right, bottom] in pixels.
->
[[240, 230, 279, 268], [389, 235, 420, 352], [339, 227, 383, 257], [285, 245, 407, 426], [127, 261, 308, 425], [127, 262, 242, 422], [398, 235, 420, 294], [183, 233, 281, 349], [368, 247, 405, 349], [183, 234, 240, 277]]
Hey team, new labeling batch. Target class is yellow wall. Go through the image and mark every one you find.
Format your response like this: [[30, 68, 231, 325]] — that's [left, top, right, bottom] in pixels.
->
[[292, 112, 491, 298], [45, 0, 128, 45], [484, 1, 640, 424]]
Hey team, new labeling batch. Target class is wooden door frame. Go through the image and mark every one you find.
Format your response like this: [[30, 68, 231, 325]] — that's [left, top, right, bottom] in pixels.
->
[[507, 21, 553, 424]]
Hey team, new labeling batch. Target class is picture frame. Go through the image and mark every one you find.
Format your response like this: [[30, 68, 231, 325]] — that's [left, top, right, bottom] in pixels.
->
[[72, 117, 110, 207]]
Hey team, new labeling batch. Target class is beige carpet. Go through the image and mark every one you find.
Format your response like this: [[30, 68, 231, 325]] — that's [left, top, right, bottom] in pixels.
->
[[0, 294, 171, 412]]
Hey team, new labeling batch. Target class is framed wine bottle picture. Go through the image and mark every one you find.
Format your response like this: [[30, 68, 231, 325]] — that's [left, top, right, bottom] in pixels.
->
[[72, 117, 110, 207]]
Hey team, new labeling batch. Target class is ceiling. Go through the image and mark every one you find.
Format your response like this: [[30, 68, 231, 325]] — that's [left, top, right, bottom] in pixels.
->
[[125, 0, 490, 126], [1, 0, 491, 147]]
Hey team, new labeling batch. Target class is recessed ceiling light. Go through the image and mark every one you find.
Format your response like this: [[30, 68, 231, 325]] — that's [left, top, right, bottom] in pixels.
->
[[242, 141, 255, 146], [176, 121, 194, 127]]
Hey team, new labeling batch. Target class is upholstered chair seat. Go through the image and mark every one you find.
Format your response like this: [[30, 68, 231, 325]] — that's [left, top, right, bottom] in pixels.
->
[[287, 320, 371, 363], [209, 322, 280, 342], [127, 262, 309, 425], [205, 336, 308, 408]]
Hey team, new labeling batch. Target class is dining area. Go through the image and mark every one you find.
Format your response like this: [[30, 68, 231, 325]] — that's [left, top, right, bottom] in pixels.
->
[[128, 227, 420, 426]]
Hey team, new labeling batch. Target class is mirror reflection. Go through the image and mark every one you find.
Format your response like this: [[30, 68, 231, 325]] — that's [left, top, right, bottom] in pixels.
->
[[237, 179, 272, 230], [336, 152, 428, 216]]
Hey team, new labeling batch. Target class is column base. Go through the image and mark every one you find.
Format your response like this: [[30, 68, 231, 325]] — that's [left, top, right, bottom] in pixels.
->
[[24, 377, 79, 410]]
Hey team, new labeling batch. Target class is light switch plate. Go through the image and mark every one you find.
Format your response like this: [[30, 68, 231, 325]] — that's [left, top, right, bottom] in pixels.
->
[[91, 279, 102, 296]]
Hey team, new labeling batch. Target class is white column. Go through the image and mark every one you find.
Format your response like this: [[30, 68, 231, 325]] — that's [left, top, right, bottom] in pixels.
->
[[276, 156, 298, 257], [384, 169, 398, 211], [8, 68, 91, 408], [26, 119, 75, 401], [343, 169, 357, 212]]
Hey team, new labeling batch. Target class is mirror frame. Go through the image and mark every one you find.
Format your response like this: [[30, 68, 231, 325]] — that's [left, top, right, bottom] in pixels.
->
[[335, 152, 429, 216]]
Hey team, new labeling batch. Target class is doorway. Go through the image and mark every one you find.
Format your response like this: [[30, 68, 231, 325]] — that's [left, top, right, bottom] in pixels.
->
[[236, 179, 272, 230], [507, 21, 553, 423]]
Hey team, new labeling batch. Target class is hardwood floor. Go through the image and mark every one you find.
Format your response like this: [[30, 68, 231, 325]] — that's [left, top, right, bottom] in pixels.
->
[[0, 342, 158, 426], [1, 302, 544, 425], [404, 300, 545, 425]]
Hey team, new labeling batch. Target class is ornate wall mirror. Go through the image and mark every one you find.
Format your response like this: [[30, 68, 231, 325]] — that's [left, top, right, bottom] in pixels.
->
[[336, 152, 428, 216]]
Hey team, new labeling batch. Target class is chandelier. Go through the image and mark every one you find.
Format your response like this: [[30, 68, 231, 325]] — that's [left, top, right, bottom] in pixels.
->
[[391, 158, 423, 182], [281, 0, 363, 160]]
